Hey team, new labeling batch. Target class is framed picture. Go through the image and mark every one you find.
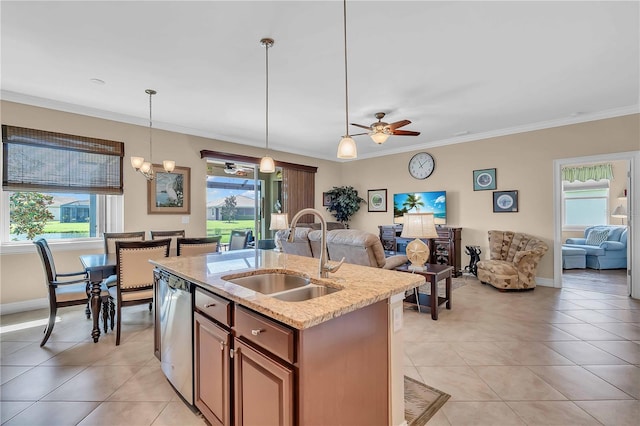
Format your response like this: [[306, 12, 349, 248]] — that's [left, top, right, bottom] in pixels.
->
[[148, 164, 191, 214], [493, 190, 518, 213], [322, 192, 332, 207], [473, 168, 497, 191], [368, 189, 387, 212]]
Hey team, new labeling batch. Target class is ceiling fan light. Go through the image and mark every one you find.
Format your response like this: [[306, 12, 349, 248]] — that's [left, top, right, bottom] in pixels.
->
[[259, 156, 276, 173], [370, 132, 390, 144], [337, 135, 357, 159], [131, 156, 145, 170], [163, 160, 175, 173]]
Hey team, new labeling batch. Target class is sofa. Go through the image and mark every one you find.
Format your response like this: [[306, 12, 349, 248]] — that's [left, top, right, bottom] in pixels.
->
[[276, 228, 408, 270], [563, 225, 627, 270], [476, 230, 548, 291]]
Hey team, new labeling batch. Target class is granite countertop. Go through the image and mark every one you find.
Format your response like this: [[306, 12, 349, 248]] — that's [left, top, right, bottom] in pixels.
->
[[150, 249, 425, 330]]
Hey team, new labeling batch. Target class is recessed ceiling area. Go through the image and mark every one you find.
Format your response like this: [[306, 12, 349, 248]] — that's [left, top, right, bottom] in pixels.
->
[[1, 1, 638, 161]]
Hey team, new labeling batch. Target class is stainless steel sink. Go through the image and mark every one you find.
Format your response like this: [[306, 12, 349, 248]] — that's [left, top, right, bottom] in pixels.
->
[[224, 272, 310, 294], [271, 285, 341, 302]]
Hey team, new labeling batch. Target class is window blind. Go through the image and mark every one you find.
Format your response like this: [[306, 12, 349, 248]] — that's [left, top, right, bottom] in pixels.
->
[[2, 125, 124, 194]]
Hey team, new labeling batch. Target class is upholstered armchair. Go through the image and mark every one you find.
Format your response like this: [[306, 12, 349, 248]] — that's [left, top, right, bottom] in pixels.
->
[[276, 227, 314, 257], [476, 230, 548, 290], [323, 229, 408, 270]]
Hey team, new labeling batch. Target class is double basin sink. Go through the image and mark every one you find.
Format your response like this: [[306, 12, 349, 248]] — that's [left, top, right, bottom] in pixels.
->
[[222, 271, 341, 302]]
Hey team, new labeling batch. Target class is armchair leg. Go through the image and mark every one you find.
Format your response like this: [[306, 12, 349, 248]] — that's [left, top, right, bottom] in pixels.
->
[[40, 306, 57, 347]]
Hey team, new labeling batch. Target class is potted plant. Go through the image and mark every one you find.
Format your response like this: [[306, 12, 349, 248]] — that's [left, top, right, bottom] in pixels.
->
[[324, 186, 366, 227]]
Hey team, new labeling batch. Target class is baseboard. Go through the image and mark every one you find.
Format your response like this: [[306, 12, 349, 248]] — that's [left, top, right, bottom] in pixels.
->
[[535, 277, 554, 288], [0, 298, 48, 315]]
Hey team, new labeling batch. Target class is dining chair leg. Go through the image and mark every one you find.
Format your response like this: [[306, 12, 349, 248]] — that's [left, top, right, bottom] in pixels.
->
[[40, 306, 57, 347], [85, 302, 91, 319], [102, 299, 109, 334], [148, 302, 152, 312], [110, 300, 115, 330], [115, 304, 122, 346]]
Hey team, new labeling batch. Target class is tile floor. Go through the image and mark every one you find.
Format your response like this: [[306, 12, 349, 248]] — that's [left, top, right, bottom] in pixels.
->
[[1, 277, 638, 425]]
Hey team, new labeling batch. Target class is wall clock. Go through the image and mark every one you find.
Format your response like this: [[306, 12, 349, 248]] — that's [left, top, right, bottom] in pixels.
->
[[408, 152, 435, 180]]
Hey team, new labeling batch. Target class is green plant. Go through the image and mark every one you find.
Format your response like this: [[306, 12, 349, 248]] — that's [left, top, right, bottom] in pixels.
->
[[9, 192, 54, 240], [324, 186, 366, 226]]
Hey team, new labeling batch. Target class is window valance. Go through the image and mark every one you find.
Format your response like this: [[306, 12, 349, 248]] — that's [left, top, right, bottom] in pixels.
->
[[2, 125, 124, 194], [561, 163, 613, 183]]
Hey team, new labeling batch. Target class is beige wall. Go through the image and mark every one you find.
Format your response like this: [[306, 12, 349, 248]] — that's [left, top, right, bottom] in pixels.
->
[[1, 100, 638, 307], [0, 101, 342, 306], [339, 115, 639, 281]]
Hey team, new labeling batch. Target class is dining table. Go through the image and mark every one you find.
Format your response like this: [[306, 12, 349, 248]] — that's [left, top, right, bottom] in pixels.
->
[[79, 253, 116, 342]]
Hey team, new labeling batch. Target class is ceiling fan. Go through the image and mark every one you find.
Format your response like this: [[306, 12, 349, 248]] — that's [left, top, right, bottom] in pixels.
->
[[223, 162, 252, 176], [351, 112, 420, 144]]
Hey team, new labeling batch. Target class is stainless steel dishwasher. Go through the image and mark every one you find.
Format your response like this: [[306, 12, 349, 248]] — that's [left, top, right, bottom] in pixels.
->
[[158, 271, 193, 405]]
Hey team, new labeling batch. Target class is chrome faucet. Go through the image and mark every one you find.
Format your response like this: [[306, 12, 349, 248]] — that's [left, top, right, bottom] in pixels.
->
[[287, 208, 345, 278]]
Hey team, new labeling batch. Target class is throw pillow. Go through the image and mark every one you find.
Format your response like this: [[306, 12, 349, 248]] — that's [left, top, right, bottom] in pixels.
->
[[585, 229, 609, 246]]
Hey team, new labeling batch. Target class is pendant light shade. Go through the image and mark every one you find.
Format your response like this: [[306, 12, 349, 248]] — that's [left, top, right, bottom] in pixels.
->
[[336, 0, 357, 159], [259, 156, 275, 173], [337, 135, 357, 159], [259, 37, 276, 173]]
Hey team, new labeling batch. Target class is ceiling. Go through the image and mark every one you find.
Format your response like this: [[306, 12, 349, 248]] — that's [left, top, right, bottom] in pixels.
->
[[1, 1, 638, 162]]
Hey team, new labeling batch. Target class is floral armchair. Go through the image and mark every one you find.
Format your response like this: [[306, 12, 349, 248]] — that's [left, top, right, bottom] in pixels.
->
[[477, 230, 548, 291]]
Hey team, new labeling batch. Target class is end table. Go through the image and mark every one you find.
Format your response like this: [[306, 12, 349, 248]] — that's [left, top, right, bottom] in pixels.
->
[[395, 263, 453, 320]]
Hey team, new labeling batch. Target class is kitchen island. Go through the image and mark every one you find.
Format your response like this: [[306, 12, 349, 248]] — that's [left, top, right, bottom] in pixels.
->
[[151, 249, 424, 426]]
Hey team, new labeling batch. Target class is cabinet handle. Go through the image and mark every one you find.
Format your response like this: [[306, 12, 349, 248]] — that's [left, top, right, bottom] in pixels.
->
[[251, 329, 264, 336], [220, 341, 226, 351], [204, 303, 216, 308]]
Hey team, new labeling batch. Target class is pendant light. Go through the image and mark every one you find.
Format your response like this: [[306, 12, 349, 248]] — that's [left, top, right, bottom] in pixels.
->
[[336, 0, 357, 159], [130, 89, 175, 181], [259, 38, 276, 173]]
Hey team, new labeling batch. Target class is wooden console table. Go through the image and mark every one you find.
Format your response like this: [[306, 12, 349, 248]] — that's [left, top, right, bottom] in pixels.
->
[[395, 263, 453, 320]]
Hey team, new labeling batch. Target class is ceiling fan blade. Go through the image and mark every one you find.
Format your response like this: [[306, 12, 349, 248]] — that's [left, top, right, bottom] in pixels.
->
[[351, 123, 373, 130], [391, 129, 421, 136], [388, 120, 411, 130]]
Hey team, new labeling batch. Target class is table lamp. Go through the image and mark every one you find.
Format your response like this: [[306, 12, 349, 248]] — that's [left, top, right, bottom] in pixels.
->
[[400, 212, 439, 271], [270, 213, 289, 252]]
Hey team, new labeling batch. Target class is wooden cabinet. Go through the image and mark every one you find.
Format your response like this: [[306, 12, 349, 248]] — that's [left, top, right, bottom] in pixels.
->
[[233, 338, 294, 426], [189, 288, 391, 425], [391, 226, 462, 277], [194, 288, 232, 426], [194, 312, 231, 426]]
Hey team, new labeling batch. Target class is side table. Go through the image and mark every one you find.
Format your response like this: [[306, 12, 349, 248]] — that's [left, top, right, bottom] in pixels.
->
[[395, 263, 453, 320]]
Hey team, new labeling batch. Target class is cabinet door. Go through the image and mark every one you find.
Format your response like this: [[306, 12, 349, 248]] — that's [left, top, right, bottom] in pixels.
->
[[233, 338, 294, 426], [194, 312, 231, 426]]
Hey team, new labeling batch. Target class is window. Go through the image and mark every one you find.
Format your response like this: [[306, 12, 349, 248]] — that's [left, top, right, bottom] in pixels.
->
[[1, 126, 124, 249], [563, 180, 610, 229]]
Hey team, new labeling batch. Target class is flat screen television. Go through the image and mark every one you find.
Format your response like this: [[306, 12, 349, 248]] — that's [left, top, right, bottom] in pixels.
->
[[393, 191, 446, 225]]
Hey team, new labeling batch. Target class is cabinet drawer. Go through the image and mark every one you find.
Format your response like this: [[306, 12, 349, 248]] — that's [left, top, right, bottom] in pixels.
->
[[195, 288, 232, 327], [235, 306, 295, 364]]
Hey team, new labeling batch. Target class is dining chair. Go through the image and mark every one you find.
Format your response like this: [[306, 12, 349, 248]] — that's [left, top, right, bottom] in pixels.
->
[[228, 230, 249, 251], [109, 239, 170, 345], [103, 231, 146, 254], [33, 238, 111, 346], [177, 236, 221, 256], [103, 231, 147, 293], [150, 230, 185, 256]]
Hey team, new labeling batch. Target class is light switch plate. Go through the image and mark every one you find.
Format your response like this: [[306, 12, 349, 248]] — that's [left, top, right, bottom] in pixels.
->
[[181, 216, 189, 224]]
